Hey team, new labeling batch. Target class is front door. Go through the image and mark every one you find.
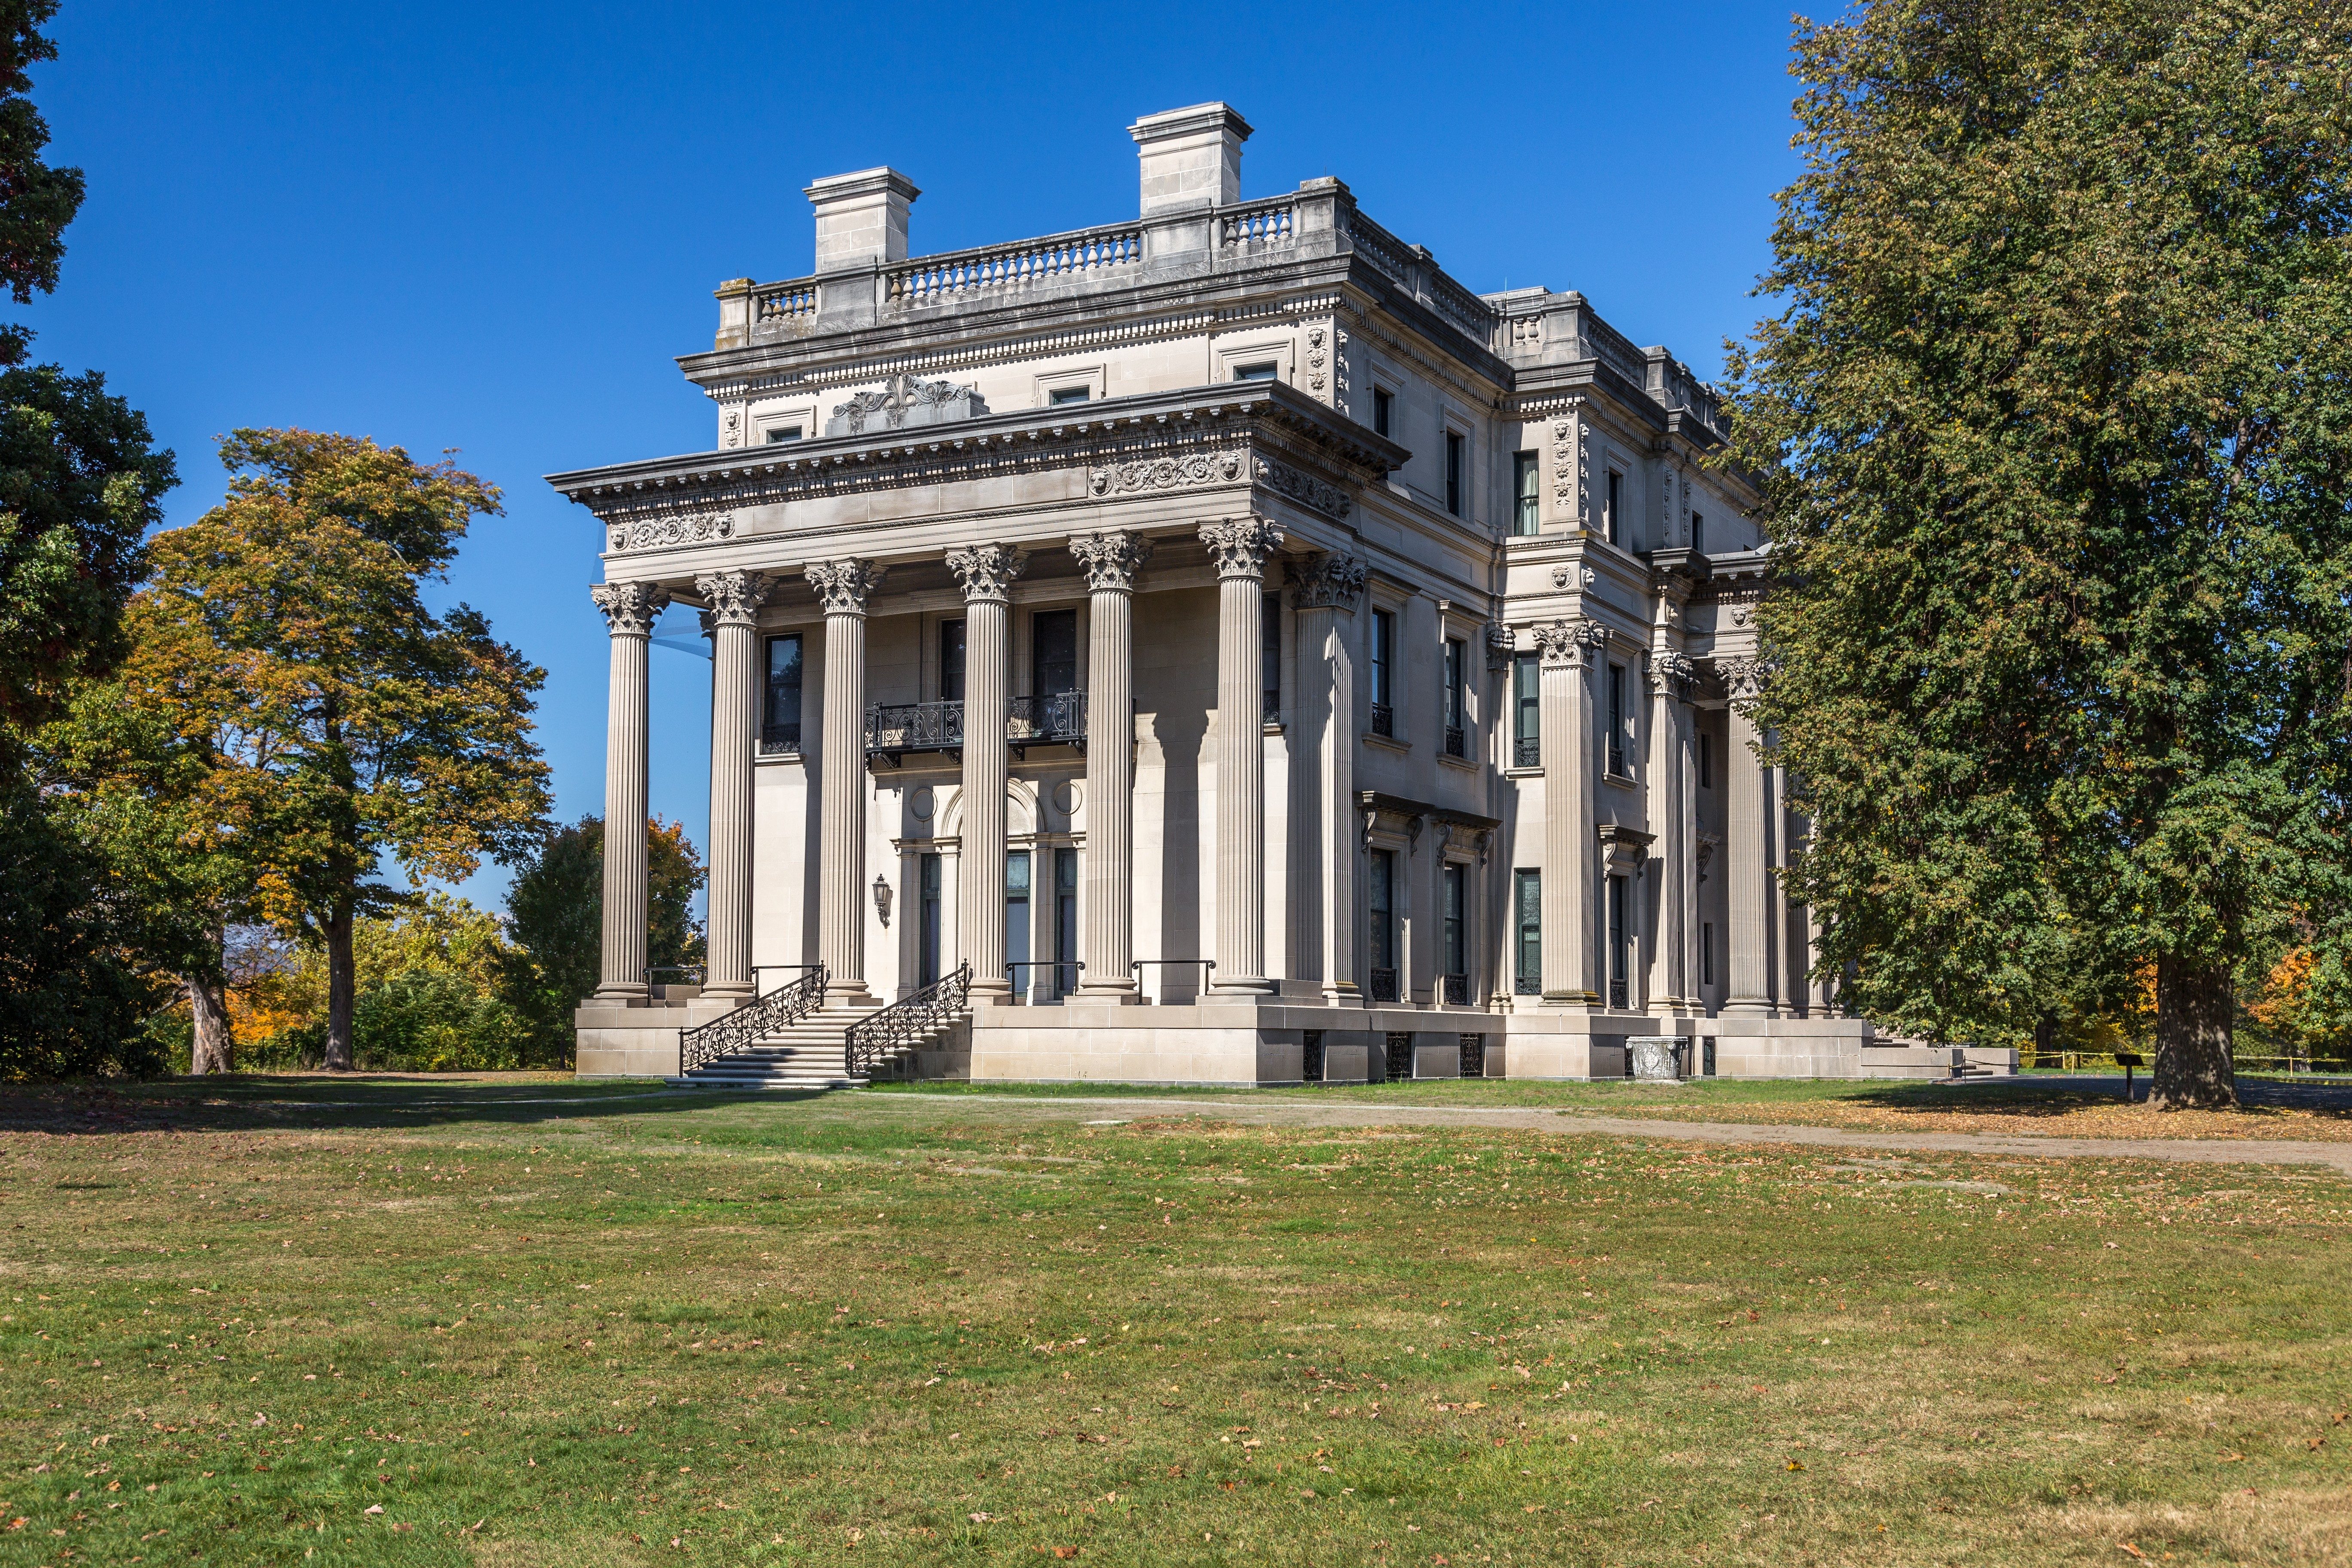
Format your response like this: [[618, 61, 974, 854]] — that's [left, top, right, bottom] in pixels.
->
[[1052, 847, 1079, 998], [918, 853, 942, 987]]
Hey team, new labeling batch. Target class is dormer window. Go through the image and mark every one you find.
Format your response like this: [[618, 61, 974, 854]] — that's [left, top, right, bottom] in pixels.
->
[[1233, 362, 1278, 382], [1048, 386, 1091, 406], [765, 425, 803, 443]]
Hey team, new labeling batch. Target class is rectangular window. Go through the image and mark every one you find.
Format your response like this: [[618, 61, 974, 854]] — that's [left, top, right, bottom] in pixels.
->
[[1047, 386, 1090, 405], [1032, 608, 1078, 696], [939, 620, 967, 704], [1605, 469, 1622, 545], [1372, 386, 1393, 438], [1006, 850, 1032, 1002], [1053, 847, 1079, 999], [1698, 732, 1712, 790], [1513, 652, 1540, 767], [1513, 450, 1539, 536], [1514, 870, 1541, 995], [1701, 921, 1715, 987], [918, 853, 943, 987], [1691, 511, 1706, 556], [1441, 863, 1466, 1005], [1370, 608, 1396, 737], [1606, 663, 1628, 776], [1233, 362, 1278, 382], [763, 633, 804, 753], [1442, 636, 1466, 758], [765, 424, 803, 444], [1369, 849, 1399, 1002], [1262, 591, 1281, 723], [1444, 430, 1465, 516], [1607, 875, 1629, 1009]]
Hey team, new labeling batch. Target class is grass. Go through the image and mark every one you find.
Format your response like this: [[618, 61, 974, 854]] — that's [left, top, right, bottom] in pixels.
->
[[3, 1076, 2349, 1566]]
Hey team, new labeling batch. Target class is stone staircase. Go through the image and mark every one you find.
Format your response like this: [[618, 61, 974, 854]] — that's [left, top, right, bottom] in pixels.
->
[[668, 1004, 878, 1090]]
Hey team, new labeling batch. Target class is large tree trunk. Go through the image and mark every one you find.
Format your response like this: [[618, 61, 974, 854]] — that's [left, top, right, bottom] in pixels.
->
[[2149, 952, 2237, 1110], [324, 896, 355, 1072], [187, 976, 233, 1075]]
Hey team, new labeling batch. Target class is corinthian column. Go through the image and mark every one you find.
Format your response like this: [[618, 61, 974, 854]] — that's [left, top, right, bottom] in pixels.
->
[[1289, 551, 1367, 1004], [591, 581, 670, 1002], [946, 543, 1025, 1004], [806, 560, 885, 1003], [1645, 652, 1694, 1014], [1531, 621, 1596, 1003], [1070, 531, 1151, 1001], [1721, 658, 1776, 1017], [1200, 516, 1284, 993], [697, 569, 772, 1002]]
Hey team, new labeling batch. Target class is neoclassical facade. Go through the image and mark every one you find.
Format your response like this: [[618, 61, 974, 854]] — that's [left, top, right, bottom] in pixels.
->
[[558, 104, 2000, 1085]]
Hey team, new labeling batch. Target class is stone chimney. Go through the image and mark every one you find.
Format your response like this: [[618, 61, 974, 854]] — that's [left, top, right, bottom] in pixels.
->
[[1129, 103, 1250, 216], [805, 168, 919, 273]]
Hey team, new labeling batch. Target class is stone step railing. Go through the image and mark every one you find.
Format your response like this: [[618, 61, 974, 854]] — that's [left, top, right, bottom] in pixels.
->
[[885, 224, 1143, 307]]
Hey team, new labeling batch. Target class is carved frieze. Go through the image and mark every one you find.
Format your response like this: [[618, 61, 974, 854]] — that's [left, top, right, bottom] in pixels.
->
[[1089, 450, 1243, 497], [1252, 455, 1351, 518], [609, 511, 733, 554]]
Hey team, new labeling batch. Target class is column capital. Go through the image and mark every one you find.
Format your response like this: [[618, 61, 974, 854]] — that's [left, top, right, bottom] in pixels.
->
[[1719, 655, 1774, 702], [695, 569, 772, 632], [1287, 551, 1366, 612], [591, 581, 669, 638], [1198, 516, 1284, 581], [1069, 530, 1152, 594], [1485, 621, 1516, 671], [806, 559, 885, 616], [1647, 650, 1696, 697], [1533, 617, 1603, 670], [946, 542, 1029, 603]]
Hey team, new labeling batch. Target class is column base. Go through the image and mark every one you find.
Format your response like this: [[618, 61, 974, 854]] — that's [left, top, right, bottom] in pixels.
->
[[702, 984, 756, 1004], [1076, 981, 1143, 1004], [824, 982, 879, 1009], [591, 983, 649, 1006], [1320, 984, 1366, 1008], [1719, 998, 1777, 1019], [1210, 977, 1276, 995]]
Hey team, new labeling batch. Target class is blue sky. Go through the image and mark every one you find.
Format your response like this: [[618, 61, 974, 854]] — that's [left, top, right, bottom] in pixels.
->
[[23, 0, 1806, 911]]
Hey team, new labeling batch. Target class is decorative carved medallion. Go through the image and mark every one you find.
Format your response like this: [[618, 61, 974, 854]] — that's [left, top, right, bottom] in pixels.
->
[[1069, 530, 1152, 593], [591, 581, 670, 638], [805, 559, 885, 616], [1550, 562, 1596, 591], [695, 569, 772, 630], [1088, 450, 1244, 497], [1288, 551, 1367, 612], [609, 511, 733, 554], [1198, 517, 1285, 580], [1252, 455, 1351, 518], [945, 543, 1028, 604]]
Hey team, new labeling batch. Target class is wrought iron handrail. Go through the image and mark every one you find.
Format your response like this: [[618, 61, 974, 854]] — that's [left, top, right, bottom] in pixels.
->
[[677, 962, 828, 1076], [867, 700, 964, 756], [845, 962, 972, 1078], [1008, 690, 1086, 747]]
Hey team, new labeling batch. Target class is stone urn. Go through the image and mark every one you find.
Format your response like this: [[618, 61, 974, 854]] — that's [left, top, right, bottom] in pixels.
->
[[1627, 1035, 1683, 1082]]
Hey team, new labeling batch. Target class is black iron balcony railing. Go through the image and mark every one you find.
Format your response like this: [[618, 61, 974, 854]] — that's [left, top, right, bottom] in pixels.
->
[[1008, 690, 1086, 750], [1442, 974, 1469, 1006], [1513, 736, 1540, 769], [1443, 725, 1466, 759], [867, 700, 964, 759], [760, 721, 802, 756], [1369, 966, 1400, 1003], [1515, 972, 1541, 996], [1263, 689, 1281, 724], [1608, 978, 1629, 1010], [1370, 703, 1395, 738]]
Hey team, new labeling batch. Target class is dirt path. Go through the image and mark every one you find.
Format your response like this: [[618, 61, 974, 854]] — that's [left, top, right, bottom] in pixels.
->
[[866, 1092, 2352, 1176]]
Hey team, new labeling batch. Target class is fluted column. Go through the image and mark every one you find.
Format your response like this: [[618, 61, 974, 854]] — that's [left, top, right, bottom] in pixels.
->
[[1201, 517, 1284, 992], [698, 570, 772, 1002], [1290, 552, 1368, 1004], [807, 560, 885, 1002], [1721, 658, 1775, 1017], [947, 544, 1025, 1003], [1645, 652, 1694, 1014], [591, 581, 669, 1001], [1070, 532, 1151, 1001], [1533, 620, 1598, 1003]]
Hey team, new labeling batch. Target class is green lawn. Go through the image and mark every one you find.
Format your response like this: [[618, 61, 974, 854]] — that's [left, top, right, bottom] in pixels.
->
[[3, 1078, 2348, 1565]]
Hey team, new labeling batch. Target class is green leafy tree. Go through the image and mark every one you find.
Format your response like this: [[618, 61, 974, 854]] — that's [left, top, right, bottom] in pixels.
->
[[1725, 0, 2352, 1108], [502, 814, 705, 1060], [124, 430, 551, 1071]]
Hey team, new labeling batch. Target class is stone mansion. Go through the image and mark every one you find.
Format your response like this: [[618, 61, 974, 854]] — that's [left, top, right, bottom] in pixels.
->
[[554, 103, 2002, 1087]]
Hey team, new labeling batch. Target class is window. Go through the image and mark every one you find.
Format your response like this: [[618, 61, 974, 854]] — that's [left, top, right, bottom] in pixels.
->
[[1006, 849, 1033, 1002], [1698, 732, 1712, 790], [1032, 608, 1078, 695], [1047, 386, 1090, 406], [1701, 921, 1715, 987], [1513, 652, 1540, 767], [940, 620, 967, 704], [1691, 511, 1706, 556], [1372, 386, 1393, 438], [1369, 608, 1396, 737], [1233, 362, 1278, 382], [1513, 450, 1539, 536], [1441, 864, 1467, 1005], [1303, 1029, 1325, 1084], [1607, 875, 1629, 1009], [1052, 848, 1079, 999], [1444, 430, 1465, 517], [1262, 591, 1281, 723], [1442, 636, 1466, 758], [918, 853, 943, 987], [764, 424, 804, 444], [1514, 870, 1541, 995], [1605, 469, 1622, 546], [1369, 849, 1399, 1002], [1606, 662, 1628, 776], [763, 633, 803, 753]]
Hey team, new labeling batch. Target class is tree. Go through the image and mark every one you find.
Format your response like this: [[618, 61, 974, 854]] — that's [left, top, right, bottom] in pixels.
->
[[502, 814, 705, 1059], [0, 2, 82, 371], [122, 430, 551, 1070], [1724, 0, 2352, 1108]]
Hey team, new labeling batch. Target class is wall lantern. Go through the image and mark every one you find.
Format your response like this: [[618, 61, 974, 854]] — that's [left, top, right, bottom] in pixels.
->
[[873, 873, 893, 927]]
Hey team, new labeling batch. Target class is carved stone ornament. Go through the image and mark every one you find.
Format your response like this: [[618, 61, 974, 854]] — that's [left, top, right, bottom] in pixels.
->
[[1550, 562, 1596, 591], [1305, 321, 1330, 401], [1198, 517, 1285, 580], [1720, 655, 1773, 702], [1647, 650, 1695, 698], [721, 405, 744, 450], [591, 580, 670, 638], [945, 543, 1028, 604], [609, 511, 733, 554], [805, 559, 885, 616], [1068, 530, 1152, 593], [1252, 455, 1351, 518], [1485, 621, 1516, 671], [695, 569, 772, 631], [1532, 620, 1587, 670], [1089, 450, 1244, 497], [1551, 404, 1589, 524], [825, 373, 985, 436], [1288, 551, 1367, 612]]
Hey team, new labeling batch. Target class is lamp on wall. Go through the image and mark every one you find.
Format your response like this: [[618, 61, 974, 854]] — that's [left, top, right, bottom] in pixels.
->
[[873, 873, 893, 927]]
